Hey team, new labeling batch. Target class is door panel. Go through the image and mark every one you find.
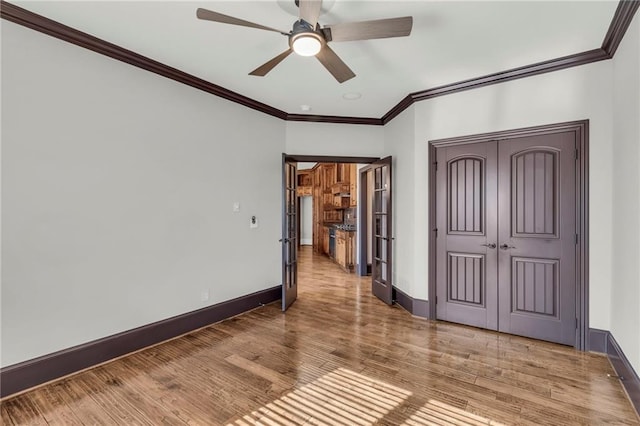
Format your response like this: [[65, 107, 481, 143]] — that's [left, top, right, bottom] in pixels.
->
[[282, 156, 298, 311], [449, 157, 484, 234], [511, 257, 559, 317], [512, 149, 558, 238], [372, 157, 393, 305], [447, 252, 484, 305], [498, 132, 576, 345], [436, 142, 498, 329]]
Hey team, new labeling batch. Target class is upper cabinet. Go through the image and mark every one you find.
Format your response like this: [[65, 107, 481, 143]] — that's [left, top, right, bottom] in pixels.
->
[[301, 162, 358, 256], [349, 165, 358, 207], [296, 170, 312, 196], [322, 164, 336, 193], [336, 163, 349, 183]]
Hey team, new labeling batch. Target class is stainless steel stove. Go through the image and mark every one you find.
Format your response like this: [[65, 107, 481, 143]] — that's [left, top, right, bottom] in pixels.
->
[[334, 224, 357, 231]]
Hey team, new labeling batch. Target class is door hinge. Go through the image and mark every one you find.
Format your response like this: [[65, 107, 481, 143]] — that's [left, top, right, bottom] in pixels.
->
[[435, 296, 438, 305], [576, 318, 579, 329], [434, 161, 438, 171], [575, 149, 579, 160], [433, 228, 438, 238], [575, 234, 579, 245]]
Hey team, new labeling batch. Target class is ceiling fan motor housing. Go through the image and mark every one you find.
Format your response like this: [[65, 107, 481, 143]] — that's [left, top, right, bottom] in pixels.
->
[[289, 19, 326, 52]]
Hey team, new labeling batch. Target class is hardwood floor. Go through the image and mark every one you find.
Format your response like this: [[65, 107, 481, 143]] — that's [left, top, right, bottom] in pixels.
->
[[1, 246, 638, 425]]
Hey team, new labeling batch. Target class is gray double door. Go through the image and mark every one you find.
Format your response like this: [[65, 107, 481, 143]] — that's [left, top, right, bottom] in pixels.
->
[[435, 132, 577, 346]]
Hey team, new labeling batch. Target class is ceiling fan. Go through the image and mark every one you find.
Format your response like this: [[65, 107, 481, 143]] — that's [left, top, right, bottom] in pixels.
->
[[196, 0, 413, 83]]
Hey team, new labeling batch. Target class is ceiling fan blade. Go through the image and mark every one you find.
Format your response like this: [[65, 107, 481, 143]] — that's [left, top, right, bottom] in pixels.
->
[[316, 45, 355, 83], [196, 8, 286, 34], [324, 16, 413, 42], [299, 0, 322, 29], [249, 49, 293, 77]]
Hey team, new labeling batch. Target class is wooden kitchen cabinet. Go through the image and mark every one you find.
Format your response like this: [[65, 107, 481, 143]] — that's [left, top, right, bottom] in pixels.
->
[[297, 171, 312, 186], [335, 230, 355, 271], [336, 233, 346, 267], [297, 186, 312, 196], [350, 165, 358, 207], [309, 162, 357, 259], [323, 164, 336, 192], [323, 210, 343, 222], [296, 170, 312, 196], [322, 226, 330, 255], [312, 166, 323, 252], [331, 183, 350, 194], [333, 195, 350, 209]]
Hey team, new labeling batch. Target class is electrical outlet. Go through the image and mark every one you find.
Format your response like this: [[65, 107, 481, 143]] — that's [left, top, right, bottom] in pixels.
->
[[250, 215, 258, 228], [201, 290, 209, 302]]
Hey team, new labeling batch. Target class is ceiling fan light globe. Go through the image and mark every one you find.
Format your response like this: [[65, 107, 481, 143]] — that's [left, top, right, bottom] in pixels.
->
[[292, 35, 322, 56]]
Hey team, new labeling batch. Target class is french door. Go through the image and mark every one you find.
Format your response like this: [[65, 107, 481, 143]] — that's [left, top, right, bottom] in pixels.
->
[[371, 157, 393, 305], [282, 155, 298, 311], [435, 131, 578, 345]]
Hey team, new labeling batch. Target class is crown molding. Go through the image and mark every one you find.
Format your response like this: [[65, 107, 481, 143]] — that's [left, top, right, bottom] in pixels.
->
[[381, 48, 609, 124], [381, 95, 413, 125], [2, 0, 638, 126], [602, 0, 640, 57], [0, 0, 288, 121], [286, 113, 382, 126], [381, 0, 639, 123]]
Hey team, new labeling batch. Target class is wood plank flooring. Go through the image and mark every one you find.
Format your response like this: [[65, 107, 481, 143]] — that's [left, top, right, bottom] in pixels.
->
[[1, 246, 638, 425]]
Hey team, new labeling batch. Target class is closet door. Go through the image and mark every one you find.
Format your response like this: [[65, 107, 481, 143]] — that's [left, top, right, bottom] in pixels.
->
[[435, 131, 578, 346], [435, 142, 499, 329], [497, 132, 577, 345]]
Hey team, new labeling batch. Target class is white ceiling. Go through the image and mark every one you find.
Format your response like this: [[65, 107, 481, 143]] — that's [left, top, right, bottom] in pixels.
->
[[14, 1, 618, 118]]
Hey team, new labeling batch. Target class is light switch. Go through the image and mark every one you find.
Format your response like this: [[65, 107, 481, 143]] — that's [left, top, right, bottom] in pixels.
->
[[233, 202, 240, 213]]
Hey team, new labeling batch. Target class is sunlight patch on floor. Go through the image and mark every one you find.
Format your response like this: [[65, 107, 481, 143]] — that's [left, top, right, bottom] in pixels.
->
[[227, 367, 412, 425], [400, 399, 505, 426]]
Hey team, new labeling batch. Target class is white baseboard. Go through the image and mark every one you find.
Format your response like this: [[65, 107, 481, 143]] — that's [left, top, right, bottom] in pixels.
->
[[300, 239, 312, 245]]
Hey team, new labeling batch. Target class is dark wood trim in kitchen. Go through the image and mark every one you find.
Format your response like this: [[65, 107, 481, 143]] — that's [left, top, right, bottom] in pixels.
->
[[0, 286, 281, 399], [2, 0, 637, 126]]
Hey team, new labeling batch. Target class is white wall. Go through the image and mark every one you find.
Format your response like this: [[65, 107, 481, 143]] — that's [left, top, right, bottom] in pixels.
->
[[1, 22, 285, 367], [300, 196, 313, 245], [386, 60, 615, 331], [383, 107, 416, 297], [285, 121, 384, 157], [611, 14, 640, 373]]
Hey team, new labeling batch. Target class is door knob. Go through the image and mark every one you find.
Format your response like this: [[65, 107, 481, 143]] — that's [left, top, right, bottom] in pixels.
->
[[500, 244, 516, 250], [481, 243, 497, 249]]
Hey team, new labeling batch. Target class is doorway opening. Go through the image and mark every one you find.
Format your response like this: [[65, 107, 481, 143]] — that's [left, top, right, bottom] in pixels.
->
[[297, 161, 361, 272], [282, 154, 394, 310], [428, 120, 589, 350]]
